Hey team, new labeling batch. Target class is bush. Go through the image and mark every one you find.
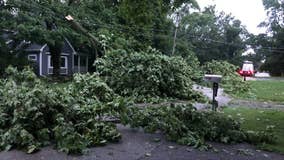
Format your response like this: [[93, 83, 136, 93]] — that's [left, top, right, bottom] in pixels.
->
[[0, 67, 274, 154], [121, 104, 275, 149], [202, 60, 251, 95], [0, 67, 128, 154], [96, 48, 204, 103]]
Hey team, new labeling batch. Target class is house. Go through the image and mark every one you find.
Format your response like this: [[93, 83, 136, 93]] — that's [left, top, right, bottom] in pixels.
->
[[1, 30, 89, 76], [25, 39, 89, 76]]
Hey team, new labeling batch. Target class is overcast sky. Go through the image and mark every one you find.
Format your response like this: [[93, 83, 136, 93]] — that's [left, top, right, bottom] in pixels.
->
[[197, 0, 267, 35]]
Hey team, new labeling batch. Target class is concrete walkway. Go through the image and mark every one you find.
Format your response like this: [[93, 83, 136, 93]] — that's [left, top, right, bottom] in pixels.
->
[[135, 84, 232, 110], [193, 84, 232, 109]]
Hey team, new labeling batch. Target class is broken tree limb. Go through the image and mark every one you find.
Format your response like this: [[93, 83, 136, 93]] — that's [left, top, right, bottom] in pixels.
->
[[65, 15, 101, 58]]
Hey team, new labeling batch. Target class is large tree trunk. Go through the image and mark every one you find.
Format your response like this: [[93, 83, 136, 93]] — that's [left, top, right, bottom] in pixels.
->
[[45, 20, 62, 78], [49, 42, 62, 77]]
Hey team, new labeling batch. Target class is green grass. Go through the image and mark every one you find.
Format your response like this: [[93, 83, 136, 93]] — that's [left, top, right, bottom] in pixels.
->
[[238, 80, 284, 103], [224, 107, 284, 153]]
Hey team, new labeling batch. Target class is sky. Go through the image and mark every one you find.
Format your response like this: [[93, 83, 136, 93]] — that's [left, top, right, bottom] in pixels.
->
[[197, 0, 267, 35]]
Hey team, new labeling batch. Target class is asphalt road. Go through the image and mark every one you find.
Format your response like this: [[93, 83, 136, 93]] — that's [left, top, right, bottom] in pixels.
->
[[0, 125, 283, 160]]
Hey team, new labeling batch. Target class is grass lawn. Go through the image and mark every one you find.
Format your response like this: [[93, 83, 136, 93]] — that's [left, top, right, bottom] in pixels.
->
[[239, 80, 284, 103], [224, 107, 284, 153]]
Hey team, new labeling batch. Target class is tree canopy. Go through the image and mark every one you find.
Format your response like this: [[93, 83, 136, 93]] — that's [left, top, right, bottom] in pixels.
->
[[256, 0, 284, 76], [177, 6, 249, 65], [2, 0, 282, 76]]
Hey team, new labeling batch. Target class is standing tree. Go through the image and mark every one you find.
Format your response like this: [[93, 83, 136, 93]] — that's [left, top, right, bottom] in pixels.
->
[[0, 0, 101, 77], [117, 0, 199, 53], [259, 0, 284, 76], [178, 6, 249, 65]]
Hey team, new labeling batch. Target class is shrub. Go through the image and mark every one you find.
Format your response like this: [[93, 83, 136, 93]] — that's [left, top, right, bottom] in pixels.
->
[[121, 104, 275, 149], [0, 67, 274, 154], [0, 67, 128, 154], [202, 60, 251, 95], [95, 48, 204, 103]]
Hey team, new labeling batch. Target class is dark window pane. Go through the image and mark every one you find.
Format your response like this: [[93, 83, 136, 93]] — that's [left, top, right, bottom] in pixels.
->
[[74, 55, 78, 66], [28, 55, 37, 61], [80, 56, 86, 67], [50, 57, 53, 67], [61, 57, 67, 68]]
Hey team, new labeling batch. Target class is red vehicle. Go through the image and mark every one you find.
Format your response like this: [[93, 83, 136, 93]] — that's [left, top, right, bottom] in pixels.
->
[[237, 61, 256, 79]]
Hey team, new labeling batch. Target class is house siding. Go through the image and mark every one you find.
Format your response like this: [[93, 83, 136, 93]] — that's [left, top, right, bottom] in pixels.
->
[[68, 54, 73, 75], [27, 51, 40, 75], [24, 40, 87, 76], [41, 47, 49, 76]]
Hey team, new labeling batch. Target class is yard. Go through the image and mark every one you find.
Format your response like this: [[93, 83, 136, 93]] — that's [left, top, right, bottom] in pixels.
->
[[238, 80, 284, 103], [223, 107, 284, 154], [223, 79, 284, 154], [250, 80, 284, 102]]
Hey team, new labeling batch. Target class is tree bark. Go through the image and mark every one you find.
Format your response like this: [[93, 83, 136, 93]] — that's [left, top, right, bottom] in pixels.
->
[[45, 20, 62, 78], [49, 43, 62, 77]]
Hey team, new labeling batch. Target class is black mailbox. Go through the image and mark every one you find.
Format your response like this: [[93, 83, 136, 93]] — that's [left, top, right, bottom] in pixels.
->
[[204, 74, 222, 111]]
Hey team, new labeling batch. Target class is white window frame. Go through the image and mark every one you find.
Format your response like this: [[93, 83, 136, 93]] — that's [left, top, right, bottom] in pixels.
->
[[47, 55, 68, 75], [28, 54, 37, 61], [48, 55, 68, 69]]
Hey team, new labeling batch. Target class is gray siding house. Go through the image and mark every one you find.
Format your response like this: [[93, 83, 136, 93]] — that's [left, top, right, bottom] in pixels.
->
[[25, 39, 88, 76]]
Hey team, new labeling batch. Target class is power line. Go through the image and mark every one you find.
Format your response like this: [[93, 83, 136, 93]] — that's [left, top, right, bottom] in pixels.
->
[[90, 22, 284, 53], [2, 1, 284, 54]]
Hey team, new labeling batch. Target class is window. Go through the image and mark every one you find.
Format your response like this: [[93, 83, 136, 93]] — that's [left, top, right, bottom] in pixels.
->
[[48, 56, 67, 68], [80, 56, 87, 67], [74, 55, 87, 67], [28, 54, 37, 61], [60, 57, 67, 68]]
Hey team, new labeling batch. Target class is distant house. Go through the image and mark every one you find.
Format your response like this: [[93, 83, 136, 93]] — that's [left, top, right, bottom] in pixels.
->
[[2, 30, 89, 76], [25, 39, 89, 76]]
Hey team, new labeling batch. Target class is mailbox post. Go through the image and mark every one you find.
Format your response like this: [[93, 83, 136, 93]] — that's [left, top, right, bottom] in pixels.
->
[[204, 74, 222, 111]]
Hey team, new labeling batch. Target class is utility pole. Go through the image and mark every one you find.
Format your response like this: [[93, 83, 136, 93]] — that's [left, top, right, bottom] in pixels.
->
[[172, 12, 180, 56], [172, 25, 178, 55]]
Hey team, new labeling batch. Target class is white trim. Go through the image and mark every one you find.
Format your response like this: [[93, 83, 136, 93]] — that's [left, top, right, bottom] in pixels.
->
[[40, 44, 47, 51], [47, 56, 52, 69], [39, 44, 46, 76], [47, 55, 68, 68], [64, 38, 76, 54], [28, 54, 37, 61], [39, 51, 42, 76], [61, 52, 70, 56], [61, 56, 68, 69], [5, 40, 13, 45], [25, 44, 47, 51], [47, 55, 68, 75], [45, 52, 70, 56]]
